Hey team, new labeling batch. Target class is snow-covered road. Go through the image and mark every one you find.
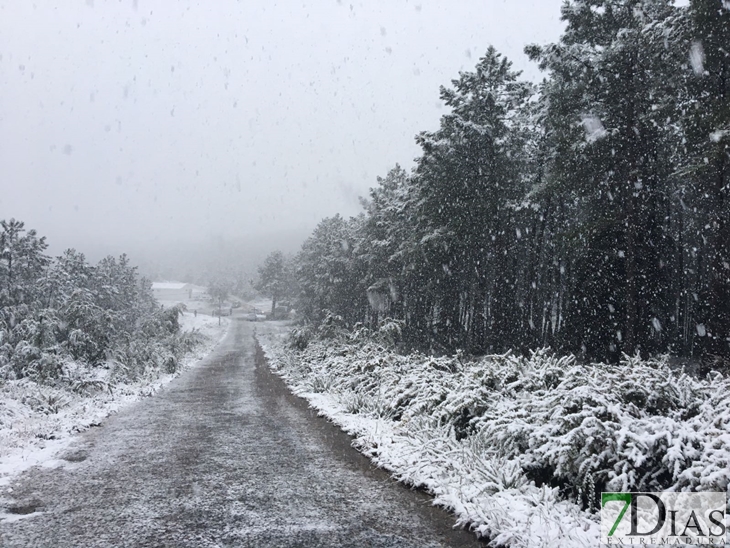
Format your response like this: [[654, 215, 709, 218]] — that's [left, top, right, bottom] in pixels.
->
[[0, 319, 481, 547]]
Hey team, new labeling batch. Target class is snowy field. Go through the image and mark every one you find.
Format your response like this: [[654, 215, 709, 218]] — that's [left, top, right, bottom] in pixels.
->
[[256, 323, 730, 547], [0, 312, 229, 487]]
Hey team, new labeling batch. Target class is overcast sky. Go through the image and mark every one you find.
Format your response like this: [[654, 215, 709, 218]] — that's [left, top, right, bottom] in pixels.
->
[[0, 0, 565, 261]]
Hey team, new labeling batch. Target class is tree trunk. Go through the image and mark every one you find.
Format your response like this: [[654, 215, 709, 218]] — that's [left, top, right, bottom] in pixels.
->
[[626, 190, 638, 355], [707, 158, 730, 355]]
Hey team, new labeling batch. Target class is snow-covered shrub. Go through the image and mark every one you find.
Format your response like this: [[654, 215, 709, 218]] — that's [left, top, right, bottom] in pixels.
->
[[257, 329, 730, 547], [304, 371, 334, 394], [373, 318, 404, 348], [22, 387, 69, 415], [315, 310, 347, 340], [0, 229, 197, 385], [288, 325, 314, 350], [470, 354, 721, 503]]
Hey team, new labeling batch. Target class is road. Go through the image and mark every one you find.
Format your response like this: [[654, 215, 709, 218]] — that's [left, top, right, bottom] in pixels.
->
[[0, 319, 483, 547]]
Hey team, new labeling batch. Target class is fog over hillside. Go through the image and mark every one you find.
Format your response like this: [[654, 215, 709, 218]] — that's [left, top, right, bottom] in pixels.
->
[[0, 0, 564, 281]]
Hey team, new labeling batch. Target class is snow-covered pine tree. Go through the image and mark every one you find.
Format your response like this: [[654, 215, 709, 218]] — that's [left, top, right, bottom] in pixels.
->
[[411, 47, 533, 353], [528, 0, 686, 359], [294, 214, 367, 325]]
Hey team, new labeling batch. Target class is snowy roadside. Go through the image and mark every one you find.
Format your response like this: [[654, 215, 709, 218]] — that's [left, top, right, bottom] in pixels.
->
[[255, 324, 730, 547], [255, 324, 596, 547], [0, 312, 229, 487]]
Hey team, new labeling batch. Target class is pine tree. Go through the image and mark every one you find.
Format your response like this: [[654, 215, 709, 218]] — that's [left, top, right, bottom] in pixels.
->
[[254, 251, 293, 319], [412, 47, 533, 352], [0, 218, 49, 306], [294, 215, 367, 325], [529, 0, 685, 359]]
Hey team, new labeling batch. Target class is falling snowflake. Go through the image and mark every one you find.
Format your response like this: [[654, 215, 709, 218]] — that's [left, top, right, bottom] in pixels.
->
[[689, 41, 704, 75], [581, 115, 607, 143], [710, 130, 728, 143]]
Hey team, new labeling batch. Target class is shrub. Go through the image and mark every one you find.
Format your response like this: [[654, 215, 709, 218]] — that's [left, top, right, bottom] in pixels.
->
[[288, 325, 313, 350], [262, 332, 730, 510]]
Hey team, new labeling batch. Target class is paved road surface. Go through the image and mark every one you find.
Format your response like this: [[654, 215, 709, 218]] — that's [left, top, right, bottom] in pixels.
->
[[0, 319, 483, 547]]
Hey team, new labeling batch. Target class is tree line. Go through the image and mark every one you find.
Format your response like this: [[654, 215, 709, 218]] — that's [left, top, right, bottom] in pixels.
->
[[269, 0, 729, 362], [0, 218, 190, 381]]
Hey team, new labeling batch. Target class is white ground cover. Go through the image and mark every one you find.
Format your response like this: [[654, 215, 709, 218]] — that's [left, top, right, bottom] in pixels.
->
[[0, 312, 229, 486], [256, 324, 730, 547]]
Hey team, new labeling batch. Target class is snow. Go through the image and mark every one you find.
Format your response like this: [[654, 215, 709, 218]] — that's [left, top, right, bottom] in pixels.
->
[[257, 325, 730, 547], [651, 317, 662, 332], [581, 115, 607, 143], [0, 312, 229, 487], [689, 41, 705, 75], [256, 328, 593, 546], [151, 281, 190, 290]]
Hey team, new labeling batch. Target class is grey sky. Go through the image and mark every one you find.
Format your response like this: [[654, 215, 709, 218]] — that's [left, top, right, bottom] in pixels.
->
[[0, 0, 564, 260]]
